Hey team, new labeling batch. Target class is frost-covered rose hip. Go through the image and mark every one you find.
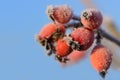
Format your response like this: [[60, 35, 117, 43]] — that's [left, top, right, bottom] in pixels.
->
[[36, 23, 65, 56], [38, 23, 65, 42], [70, 27, 94, 50], [55, 37, 72, 63], [90, 44, 112, 78], [81, 8, 103, 30], [46, 5, 73, 24], [56, 38, 71, 57]]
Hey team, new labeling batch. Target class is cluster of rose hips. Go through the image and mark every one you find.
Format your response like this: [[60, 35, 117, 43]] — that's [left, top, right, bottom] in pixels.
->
[[36, 5, 112, 79]]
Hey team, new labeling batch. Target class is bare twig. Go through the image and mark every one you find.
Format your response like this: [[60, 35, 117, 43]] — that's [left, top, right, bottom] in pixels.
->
[[72, 15, 81, 21], [95, 30, 102, 44], [65, 22, 82, 28], [99, 28, 120, 47]]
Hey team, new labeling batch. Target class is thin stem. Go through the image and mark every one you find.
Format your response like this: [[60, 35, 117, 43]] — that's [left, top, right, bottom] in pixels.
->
[[96, 30, 102, 44], [72, 15, 81, 21], [64, 22, 81, 28]]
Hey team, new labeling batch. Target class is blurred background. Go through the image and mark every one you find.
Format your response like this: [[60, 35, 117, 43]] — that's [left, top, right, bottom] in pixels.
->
[[0, 0, 120, 80]]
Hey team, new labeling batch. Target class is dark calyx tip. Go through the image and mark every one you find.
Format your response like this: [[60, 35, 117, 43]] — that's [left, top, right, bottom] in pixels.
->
[[99, 70, 106, 79]]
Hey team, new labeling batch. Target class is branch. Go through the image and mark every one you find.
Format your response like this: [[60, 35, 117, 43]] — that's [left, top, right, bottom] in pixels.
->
[[64, 15, 83, 28], [65, 22, 82, 28], [72, 15, 81, 21], [99, 28, 120, 47]]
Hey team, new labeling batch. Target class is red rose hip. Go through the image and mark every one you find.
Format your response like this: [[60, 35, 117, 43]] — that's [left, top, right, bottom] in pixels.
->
[[81, 8, 103, 30], [90, 44, 112, 78], [37, 23, 65, 42], [70, 27, 94, 50], [46, 5, 73, 24], [56, 38, 71, 57]]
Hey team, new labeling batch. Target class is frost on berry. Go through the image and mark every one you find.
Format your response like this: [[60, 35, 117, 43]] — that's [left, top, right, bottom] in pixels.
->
[[68, 50, 85, 63], [37, 23, 65, 42], [90, 44, 112, 78], [35, 23, 66, 56], [56, 38, 72, 57], [55, 37, 72, 63], [70, 27, 94, 50], [46, 5, 73, 24], [81, 8, 103, 30]]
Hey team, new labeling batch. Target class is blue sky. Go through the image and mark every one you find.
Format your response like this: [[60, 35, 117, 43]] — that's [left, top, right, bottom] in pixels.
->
[[0, 0, 120, 80]]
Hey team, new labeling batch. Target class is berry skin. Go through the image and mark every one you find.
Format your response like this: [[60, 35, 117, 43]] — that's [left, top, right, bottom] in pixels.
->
[[56, 38, 71, 57], [81, 8, 103, 30], [38, 23, 65, 42], [90, 45, 112, 78], [60, 50, 85, 67], [66, 50, 85, 65], [70, 27, 94, 50], [47, 5, 73, 24], [67, 50, 85, 63]]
